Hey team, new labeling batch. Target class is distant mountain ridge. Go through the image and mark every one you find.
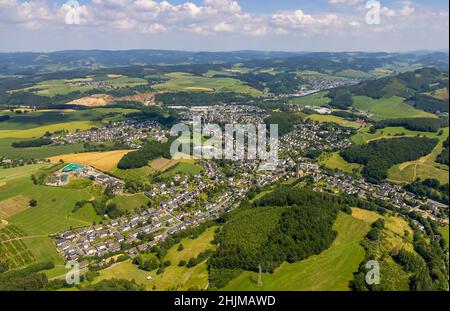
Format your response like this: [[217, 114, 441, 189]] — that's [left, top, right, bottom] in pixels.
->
[[0, 50, 448, 75]]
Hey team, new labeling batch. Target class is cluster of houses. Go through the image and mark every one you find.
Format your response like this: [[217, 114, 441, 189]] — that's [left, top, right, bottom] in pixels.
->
[[281, 119, 352, 154], [297, 158, 449, 225], [179, 104, 267, 125], [51, 120, 167, 149], [53, 160, 253, 263], [54, 208, 167, 261]]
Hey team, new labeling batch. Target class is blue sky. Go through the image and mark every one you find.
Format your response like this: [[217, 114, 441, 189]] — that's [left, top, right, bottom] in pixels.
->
[[0, 0, 448, 52]]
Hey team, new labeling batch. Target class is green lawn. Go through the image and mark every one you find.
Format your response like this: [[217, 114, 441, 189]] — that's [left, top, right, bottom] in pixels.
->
[[352, 96, 436, 121], [319, 152, 362, 174], [289, 91, 330, 106], [222, 213, 370, 291], [112, 193, 150, 212], [153, 72, 262, 96]]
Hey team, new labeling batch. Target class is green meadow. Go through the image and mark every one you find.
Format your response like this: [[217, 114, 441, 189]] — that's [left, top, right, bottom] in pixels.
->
[[153, 72, 262, 96], [352, 96, 435, 120], [319, 152, 362, 174], [223, 212, 370, 291]]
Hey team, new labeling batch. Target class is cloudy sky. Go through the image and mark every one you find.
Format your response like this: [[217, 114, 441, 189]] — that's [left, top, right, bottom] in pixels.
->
[[0, 0, 448, 52]]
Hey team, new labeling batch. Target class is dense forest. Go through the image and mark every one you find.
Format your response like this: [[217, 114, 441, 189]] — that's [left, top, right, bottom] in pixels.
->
[[117, 138, 173, 169], [340, 137, 438, 182], [373, 117, 448, 132], [436, 137, 449, 166], [265, 111, 302, 136], [326, 88, 354, 109], [11, 138, 53, 148]]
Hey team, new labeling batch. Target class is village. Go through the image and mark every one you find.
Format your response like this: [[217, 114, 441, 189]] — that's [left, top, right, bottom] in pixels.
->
[[50, 119, 168, 149]]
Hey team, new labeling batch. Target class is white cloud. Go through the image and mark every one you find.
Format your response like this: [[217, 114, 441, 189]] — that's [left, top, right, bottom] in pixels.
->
[[0, 0, 447, 51], [328, 0, 360, 5]]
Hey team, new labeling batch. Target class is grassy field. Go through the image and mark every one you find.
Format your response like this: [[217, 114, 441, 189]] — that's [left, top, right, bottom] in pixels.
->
[[0, 164, 50, 181], [112, 166, 155, 183], [112, 193, 150, 212], [160, 162, 204, 178], [48, 150, 133, 172], [352, 96, 436, 121], [307, 114, 363, 128], [0, 121, 97, 139], [289, 91, 330, 106], [153, 72, 262, 96], [223, 212, 370, 291], [387, 128, 449, 184], [318, 152, 362, 174], [94, 226, 218, 290]]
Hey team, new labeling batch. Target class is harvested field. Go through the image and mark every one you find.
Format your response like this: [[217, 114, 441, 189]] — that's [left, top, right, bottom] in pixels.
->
[[0, 195, 30, 219], [48, 150, 133, 172]]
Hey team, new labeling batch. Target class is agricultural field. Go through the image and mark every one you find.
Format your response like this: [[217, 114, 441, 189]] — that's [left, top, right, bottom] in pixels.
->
[[352, 96, 436, 121], [0, 108, 137, 131], [289, 91, 330, 106], [150, 157, 178, 172], [0, 121, 97, 139], [307, 114, 363, 128], [13, 75, 148, 97], [387, 128, 449, 184], [0, 138, 85, 159], [48, 150, 134, 172], [152, 72, 262, 96], [318, 152, 362, 174], [223, 212, 370, 291], [94, 226, 218, 290], [0, 225, 35, 269]]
